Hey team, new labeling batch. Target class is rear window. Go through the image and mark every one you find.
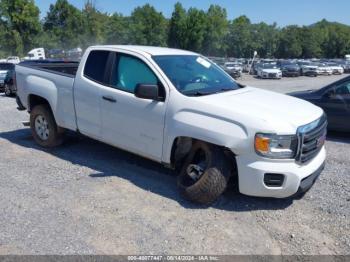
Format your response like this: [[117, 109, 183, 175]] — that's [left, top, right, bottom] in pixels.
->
[[84, 50, 110, 84]]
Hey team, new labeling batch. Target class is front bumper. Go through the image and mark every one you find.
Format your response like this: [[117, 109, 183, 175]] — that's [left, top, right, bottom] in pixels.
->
[[261, 73, 282, 79], [291, 161, 325, 197], [317, 71, 332, 75], [236, 146, 326, 198], [283, 71, 300, 77]]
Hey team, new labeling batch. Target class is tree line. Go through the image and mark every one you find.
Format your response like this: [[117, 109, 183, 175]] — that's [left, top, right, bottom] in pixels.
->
[[1, 0, 350, 58]]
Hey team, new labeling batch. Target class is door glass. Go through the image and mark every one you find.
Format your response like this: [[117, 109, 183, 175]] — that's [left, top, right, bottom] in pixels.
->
[[84, 50, 110, 84], [111, 54, 158, 93], [335, 82, 350, 98]]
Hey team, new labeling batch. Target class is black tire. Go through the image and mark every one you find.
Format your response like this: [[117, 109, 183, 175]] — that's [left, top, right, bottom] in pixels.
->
[[4, 85, 11, 97], [177, 141, 230, 205], [30, 104, 64, 147]]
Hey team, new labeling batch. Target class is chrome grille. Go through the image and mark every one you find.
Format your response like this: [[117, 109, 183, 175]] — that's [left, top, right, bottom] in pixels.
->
[[296, 115, 327, 163]]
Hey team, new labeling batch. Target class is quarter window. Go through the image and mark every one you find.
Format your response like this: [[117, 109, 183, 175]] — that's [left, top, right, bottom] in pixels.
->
[[84, 50, 110, 84], [110, 54, 158, 93]]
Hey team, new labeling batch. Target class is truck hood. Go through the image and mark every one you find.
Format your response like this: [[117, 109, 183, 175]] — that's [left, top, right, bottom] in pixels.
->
[[197, 87, 323, 133]]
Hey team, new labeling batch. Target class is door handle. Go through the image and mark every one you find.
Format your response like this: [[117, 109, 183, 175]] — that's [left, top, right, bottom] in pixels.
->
[[102, 96, 117, 103]]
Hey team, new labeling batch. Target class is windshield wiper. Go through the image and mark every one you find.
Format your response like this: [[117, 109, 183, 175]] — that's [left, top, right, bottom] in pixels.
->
[[185, 91, 212, 97]]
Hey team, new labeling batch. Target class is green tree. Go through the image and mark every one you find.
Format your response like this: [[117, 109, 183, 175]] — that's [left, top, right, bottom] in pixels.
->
[[251, 22, 279, 58], [300, 26, 322, 58], [129, 4, 168, 46], [202, 5, 228, 56], [313, 20, 350, 58], [105, 13, 131, 45], [183, 8, 207, 52], [81, 0, 109, 47], [0, 0, 41, 56], [43, 0, 84, 49], [227, 16, 253, 57], [168, 2, 187, 49], [277, 25, 303, 58]]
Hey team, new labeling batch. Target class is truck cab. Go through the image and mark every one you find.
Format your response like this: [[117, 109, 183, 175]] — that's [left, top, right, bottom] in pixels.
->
[[15, 45, 327, 204]]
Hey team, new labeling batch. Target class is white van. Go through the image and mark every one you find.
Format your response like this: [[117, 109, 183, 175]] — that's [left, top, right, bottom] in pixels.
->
[[6, 56, 21, 64], [25, 48, 46, 60]]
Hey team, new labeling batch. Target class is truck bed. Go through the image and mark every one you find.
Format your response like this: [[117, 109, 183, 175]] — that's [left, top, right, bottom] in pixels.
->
[[18, 60, 79, 78], [16, 60, 78, 131]]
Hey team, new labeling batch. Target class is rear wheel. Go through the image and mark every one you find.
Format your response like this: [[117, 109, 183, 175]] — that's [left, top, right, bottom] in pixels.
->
[[30, 105, 64, 147], [177, 141, 231, 205]]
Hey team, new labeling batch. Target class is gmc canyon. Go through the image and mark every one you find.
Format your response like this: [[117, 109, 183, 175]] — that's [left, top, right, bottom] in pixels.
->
[[15, 45, 327, 204]]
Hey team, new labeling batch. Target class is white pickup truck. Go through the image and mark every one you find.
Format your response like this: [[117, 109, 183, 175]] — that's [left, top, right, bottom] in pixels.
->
[[15, 45, 327, 204]]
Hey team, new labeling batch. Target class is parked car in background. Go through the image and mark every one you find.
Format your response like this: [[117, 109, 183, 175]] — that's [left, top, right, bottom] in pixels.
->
[[249, 61, 260, 75], [339, 61, 350, 73], [326, 62, 344, 75], [6, 56, 20, 64], [223, 62, 242, 79], [278, 62, 301, 77], [15, 45, 326, 204], [4, 68, 16, 96], [242, 59, 252, 73], [316, 63, 333, 75], [257, 63, 282, 79], [0, 63, 15, 92], [290, 76, 350, 132], [66, 47, 83, 61], [300, 63, 319, 77]]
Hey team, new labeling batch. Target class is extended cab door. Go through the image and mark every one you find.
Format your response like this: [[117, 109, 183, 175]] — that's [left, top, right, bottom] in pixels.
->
[[99, 52, 168, 162], [74, 50, 111, 139]]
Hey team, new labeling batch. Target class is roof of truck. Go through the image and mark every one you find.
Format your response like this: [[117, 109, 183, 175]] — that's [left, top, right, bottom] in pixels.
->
[[93, 45, 198, 56]]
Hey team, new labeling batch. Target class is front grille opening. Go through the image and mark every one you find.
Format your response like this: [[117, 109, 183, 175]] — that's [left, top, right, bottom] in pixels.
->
[[264, 173, 285, 187], [297, 115, 327, 163]]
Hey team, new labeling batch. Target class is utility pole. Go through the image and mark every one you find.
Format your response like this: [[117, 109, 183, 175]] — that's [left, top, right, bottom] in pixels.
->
[[248, 51, 258, 75]]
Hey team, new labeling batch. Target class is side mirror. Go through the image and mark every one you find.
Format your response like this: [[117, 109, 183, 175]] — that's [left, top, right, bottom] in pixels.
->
[[135, 84, 160, 101]]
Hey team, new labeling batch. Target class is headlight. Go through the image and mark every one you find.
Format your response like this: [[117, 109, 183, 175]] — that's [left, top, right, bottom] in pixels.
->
[[255, 133, 298, 159]]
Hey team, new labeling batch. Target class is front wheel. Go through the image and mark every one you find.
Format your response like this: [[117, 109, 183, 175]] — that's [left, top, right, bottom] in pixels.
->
[[30, 105, 64, 147], [177, 141, 231, 205]]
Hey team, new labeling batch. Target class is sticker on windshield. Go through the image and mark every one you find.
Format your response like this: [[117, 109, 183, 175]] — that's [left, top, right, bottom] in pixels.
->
[[196, 57, 211, 69]]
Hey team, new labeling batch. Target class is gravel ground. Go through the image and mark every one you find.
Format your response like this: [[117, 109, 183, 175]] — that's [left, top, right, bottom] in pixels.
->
[[0, 74, 349, 255]]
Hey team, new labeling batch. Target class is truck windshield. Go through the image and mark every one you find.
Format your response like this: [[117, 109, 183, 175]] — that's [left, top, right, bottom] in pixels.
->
[[153, 55, 241, 96]]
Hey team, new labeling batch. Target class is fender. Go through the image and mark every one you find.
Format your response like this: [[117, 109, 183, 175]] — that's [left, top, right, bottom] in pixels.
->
[[162, 109, 249, 164]]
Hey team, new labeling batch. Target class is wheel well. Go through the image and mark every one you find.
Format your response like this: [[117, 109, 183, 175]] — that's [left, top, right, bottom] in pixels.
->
[[170, 137, 238, 177], [28, 95, 50, 112]]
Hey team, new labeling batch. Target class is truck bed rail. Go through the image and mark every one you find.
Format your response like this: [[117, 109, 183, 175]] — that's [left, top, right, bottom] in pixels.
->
[[18, 61, 79, 78]]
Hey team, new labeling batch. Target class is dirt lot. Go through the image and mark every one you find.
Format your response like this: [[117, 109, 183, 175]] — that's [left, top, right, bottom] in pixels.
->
[[0, 74, 349, 255]]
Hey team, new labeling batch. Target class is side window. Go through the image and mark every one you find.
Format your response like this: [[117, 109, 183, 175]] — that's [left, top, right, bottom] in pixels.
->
[[110, 54, 158, 93], [334, 82, 350, 97], [84, 50, 110, 84]]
